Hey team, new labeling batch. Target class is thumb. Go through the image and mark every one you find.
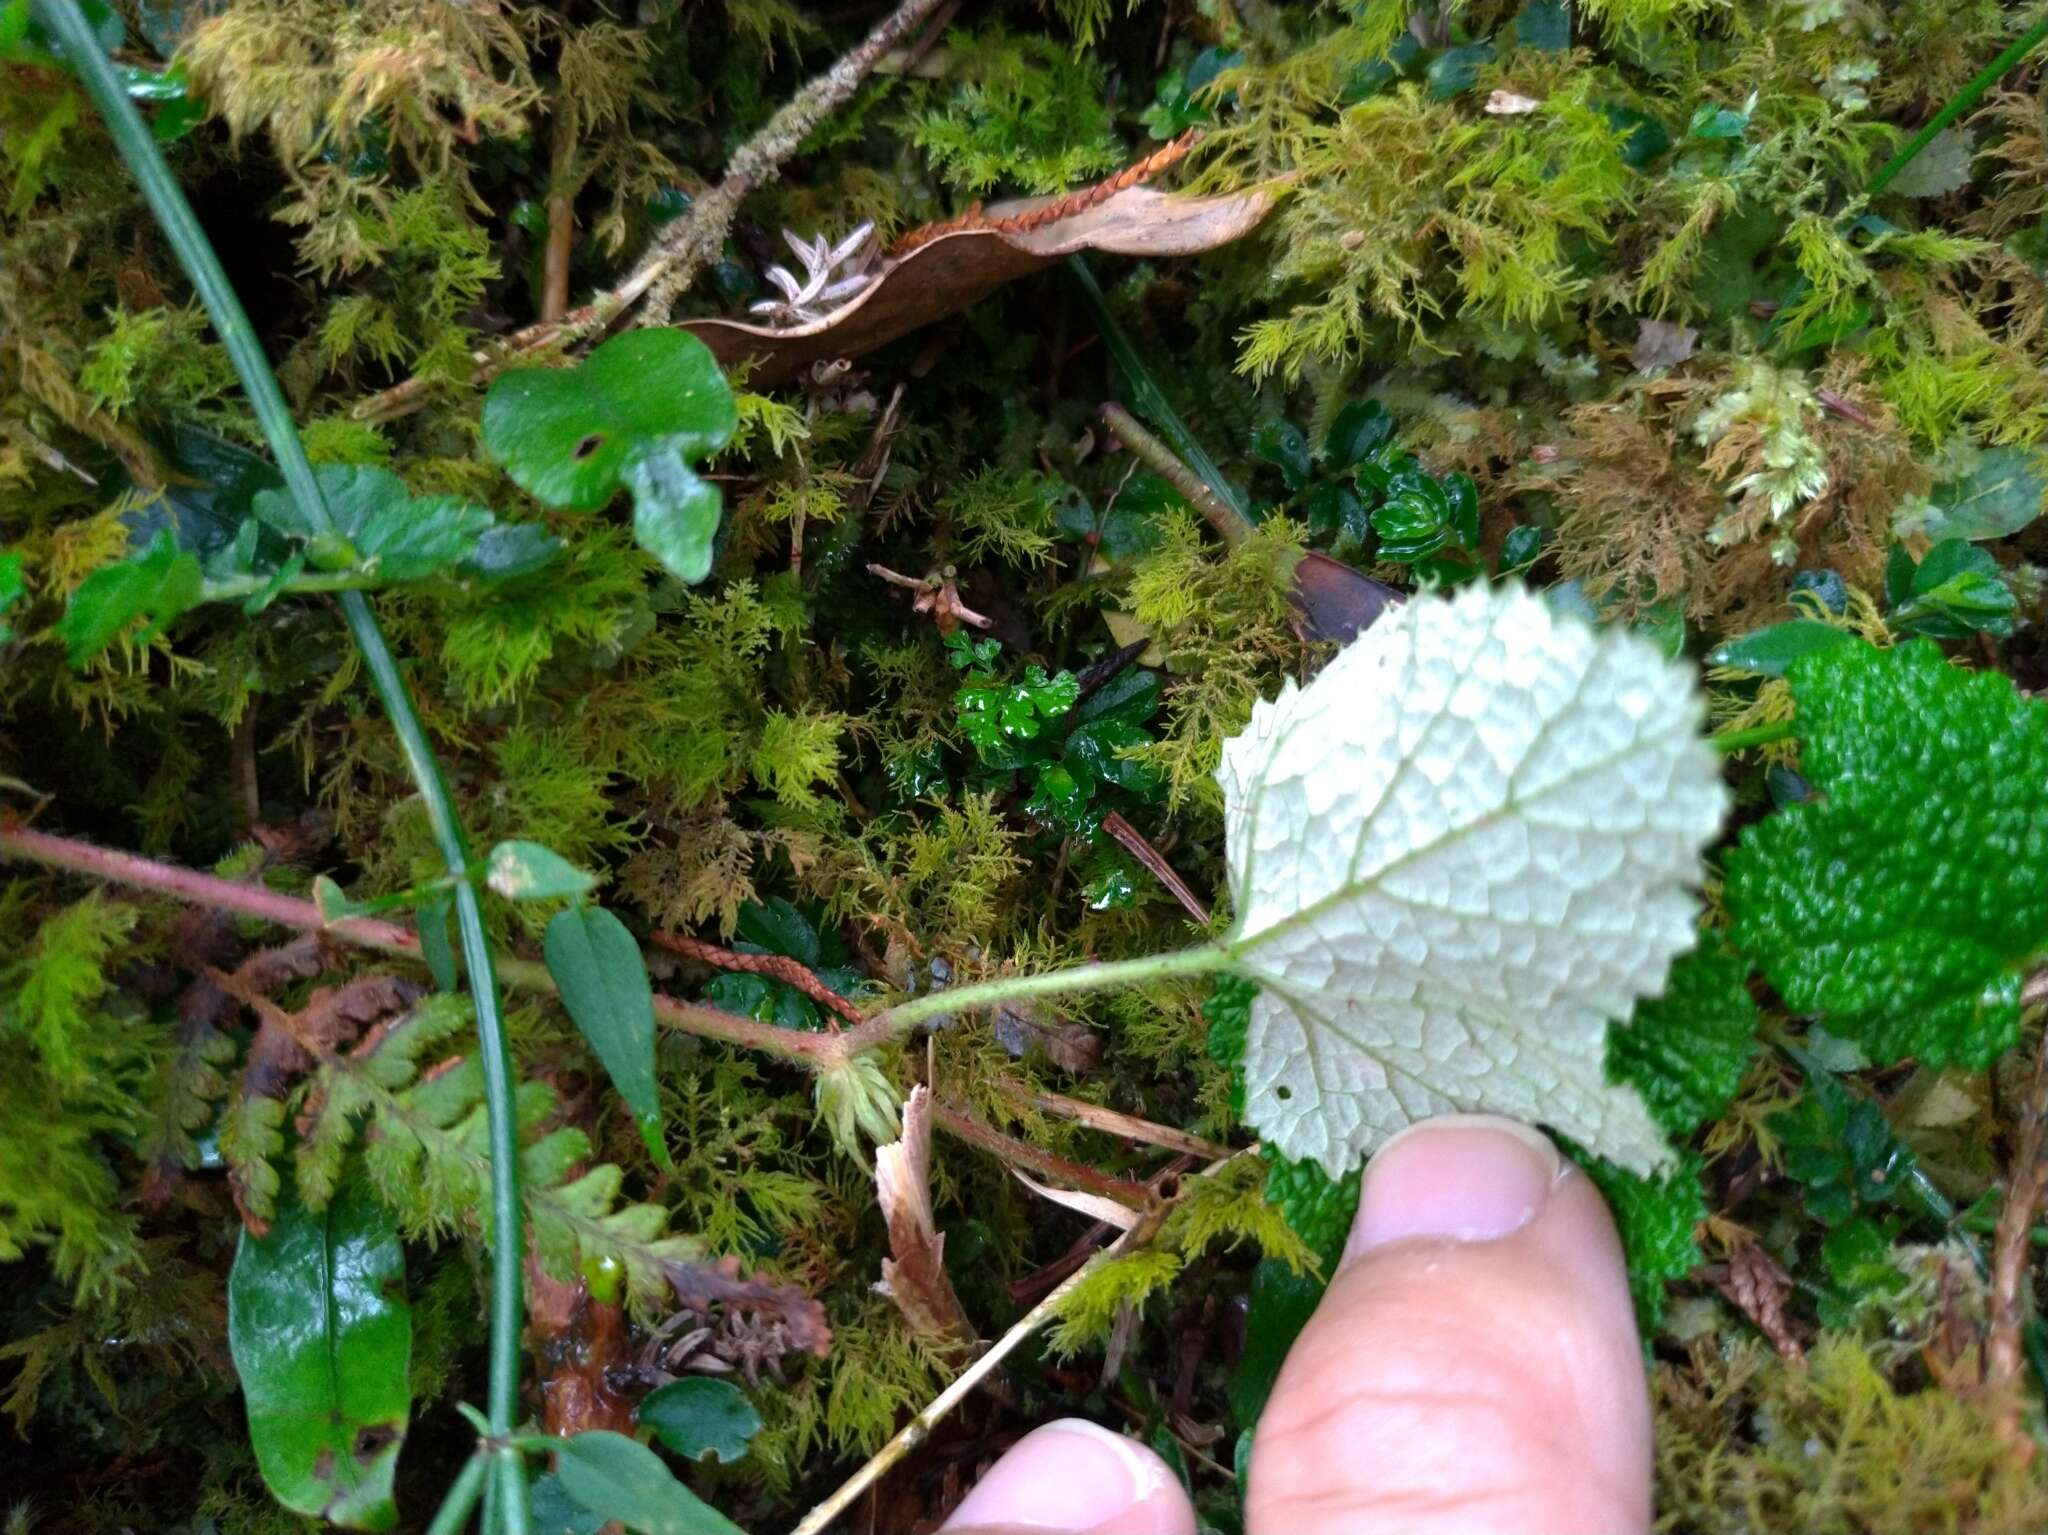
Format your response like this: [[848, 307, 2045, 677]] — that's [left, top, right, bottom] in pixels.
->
[[1249, 1115, 1652, 1535]]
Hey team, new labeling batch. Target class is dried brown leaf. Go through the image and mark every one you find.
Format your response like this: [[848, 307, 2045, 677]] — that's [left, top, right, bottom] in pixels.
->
[[874, 1085, 977, 1348]]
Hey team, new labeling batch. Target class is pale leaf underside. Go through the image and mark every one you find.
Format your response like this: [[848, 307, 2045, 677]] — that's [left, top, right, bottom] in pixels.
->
[[1220, 583, 1727, 1178]]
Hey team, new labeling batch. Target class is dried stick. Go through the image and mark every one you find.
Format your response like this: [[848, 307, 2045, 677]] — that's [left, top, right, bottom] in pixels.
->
[[649, 928, 865, 1028], [1098, 401, 1253, 544], [996, 1080, 1233, 1161], [928, 1097, 1153, 1208], [635, 0, 953, 326], [1988, 1023, 2048, 1455], [1101, 811, 1211, 925]]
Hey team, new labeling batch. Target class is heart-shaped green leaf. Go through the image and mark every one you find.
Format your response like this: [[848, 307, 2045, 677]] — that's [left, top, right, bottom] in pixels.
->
[[482, 330, 737, 585], [640, 1378, 762, 1464]]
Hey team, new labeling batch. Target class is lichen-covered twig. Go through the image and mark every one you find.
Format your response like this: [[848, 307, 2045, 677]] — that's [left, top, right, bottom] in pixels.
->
[[348, 0, 951, 424], [634, 0, 953, 326]]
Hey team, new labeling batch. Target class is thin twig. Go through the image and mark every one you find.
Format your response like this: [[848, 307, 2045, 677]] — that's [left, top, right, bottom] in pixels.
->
[[348, 0, 951, 424], [1098, 401, 1252, 544], [1988, 1024, 2048, 1456], [928, 1097, 1153, 1208], [792, 1149, 1244, 1535], [539, 110, 578, 326], [0, 823, 839, 1069], [1101, 811, 1211, 925], [995, 1081, 1233, 1161], [650, 929, 865, 1028]]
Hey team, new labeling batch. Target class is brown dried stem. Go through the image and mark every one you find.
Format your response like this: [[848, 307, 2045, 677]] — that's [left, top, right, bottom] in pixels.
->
[[650, 929, 865, 1029], [995, 1080, 1233, 1162], [1988, 1022, 2048, 1454], [1098, 400, 1253, 545], [1101, 811, 1211, 925]]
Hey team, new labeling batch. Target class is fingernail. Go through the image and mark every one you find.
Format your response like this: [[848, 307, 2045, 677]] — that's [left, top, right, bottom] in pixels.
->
[[941, 1418, 1183, 1533], [1345, 1114, 1564, 1262]]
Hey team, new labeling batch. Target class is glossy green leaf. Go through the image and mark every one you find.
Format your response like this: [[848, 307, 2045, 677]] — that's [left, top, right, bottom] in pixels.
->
[[1725, 640, 2048, 1068], [640, 1378, 763, 1464], [486, 840, 599, 901], [481, 330, 737, 585], [227, 1181, 411, 1531], [552, 1429, 746, 1535], [57, 528, 204, 665], [1886, 538, 2016, 639], [1324, 400, 1393, 469], [1706, 618, 1855, 677], [545, 904, 670, 1171]]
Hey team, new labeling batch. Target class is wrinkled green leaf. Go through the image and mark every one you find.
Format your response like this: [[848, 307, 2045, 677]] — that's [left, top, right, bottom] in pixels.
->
[[227, 1182, 410, 1531], [545, 904, 670, 1171], [1606, 941, 1758, 1137], [1222, 584, 1726, 1178], [1726, 640, 2048, 1068], [552, 1430, 746, 1535], [641, 1378, 762, 1464], [254, 465, 499, 583], [486, 840, 598, 901], [481, 330, 736, 585], [58, 528, 203, 665]]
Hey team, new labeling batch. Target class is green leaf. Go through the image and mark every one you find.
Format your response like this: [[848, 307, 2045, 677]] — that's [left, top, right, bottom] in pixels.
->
[[1426, 41, 1494, 99], [1222, 584, 1726, 1178], [1706, 619, 1856, 677], [1606, 941, 1758, 1137], [252, 465, 509, 583], [1229, 1258, 1325, 1428], [481, 330, 737, 585], [1571, 1148, 1706, 1334], [1252, 420, 1312, 491], [531, 1473, 607, 1535], [640, 1378, 763, 1464], [0, 548, 23, 643], [57, 528, 203, 665], [1725, 640, 2048, 1068], [545, 905, 671, 1172], [486, 840, 599, 902], [227, 1181, 411, 1531], [1886, 539, 2017, 639], [416, 896, 458, 991], [551, 1430, 747, 1535], [1922, 447, 2047, 542], [1325, 400, 1393, 469], [1262, 1147, 1359, 1270]]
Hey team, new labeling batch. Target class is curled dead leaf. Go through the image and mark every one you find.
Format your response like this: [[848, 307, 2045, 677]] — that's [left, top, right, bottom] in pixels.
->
[[873, 1085, 978, 1348], [680, 185, 1275, 387]]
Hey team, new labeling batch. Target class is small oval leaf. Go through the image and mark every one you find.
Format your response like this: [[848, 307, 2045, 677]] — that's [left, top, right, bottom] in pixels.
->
[[485, 840, 598, 902], [552, 1429, 746, 1535], [544, 904, 671, 1171], [640, 1378, 762, 1464]]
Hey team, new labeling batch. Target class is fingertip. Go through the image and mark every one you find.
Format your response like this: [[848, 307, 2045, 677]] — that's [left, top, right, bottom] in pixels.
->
[[942, 1418, 1198, 1535]]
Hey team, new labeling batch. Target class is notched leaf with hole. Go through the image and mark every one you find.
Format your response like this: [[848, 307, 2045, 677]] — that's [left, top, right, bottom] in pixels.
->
[[227, 1181, 411, 1531], [1221, 583, 1726, 1178], [482, 329, 737, 585]]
